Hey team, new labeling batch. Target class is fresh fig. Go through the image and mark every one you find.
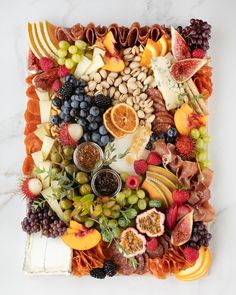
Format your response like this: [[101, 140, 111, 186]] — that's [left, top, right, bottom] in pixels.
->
[[171, 210, 193, 246], [171, 26, 191, 61], [170, 58, 208, 83], [119, 228, 146, 258], [136, 208, 165, 237]]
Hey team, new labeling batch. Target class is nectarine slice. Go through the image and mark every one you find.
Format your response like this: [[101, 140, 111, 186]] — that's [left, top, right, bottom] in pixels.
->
[[102, 55, 125, 72], [103, 31, 117, 56], [69, 220, 85, 231]]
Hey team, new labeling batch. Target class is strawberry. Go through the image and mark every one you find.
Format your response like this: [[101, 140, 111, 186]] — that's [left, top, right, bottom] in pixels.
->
[[58, 65, 70, 78], [165, 204, 178, 230], [191, 48, 206, 59], [146, 238, 158, 252], [51, 79, 62, 92], [183, 247, 199, 263], [39, 57, 54, 72], [178, 205, 192, 220], [134, 159, 148, 175], [147, 152, 162, 166], [172, 189, 189, 204]]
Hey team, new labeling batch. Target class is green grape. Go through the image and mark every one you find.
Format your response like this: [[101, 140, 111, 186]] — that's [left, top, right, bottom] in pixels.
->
[[137, 189, 145, 199], [196, 138, 205, 150], [93, 204, 103, 217], [57, 57, 66, 65], [85, 220, 95, 228], [190, 128, 200, 140], [116, 192, 126, 204], [59, 40, 70, 50], [63, 209, 72, 222], [111, 210, 120, 219], [123, 188, 132, 197], [75, 40, 87, 50], [197, 151, 207, 162], [59, 198, 73, 210], [68, 45, 78, 54], [50, 152, 62, 163], [118, 217, 129, 228], [99, 216, 108, 225], [138, 199, 147, 210], [72, 53, 82, 63], [128, 195, 138, 205], [66, 189, 75, 200], [63, 147, 74, 156], [105, 201, 116, 208], [65, 164, 77, 175], [103, 208, 112, 217], [75, 172, 89, 184], [79, 184, 92, 195], [202, 135, 212, 144], [199, 126, 207, 136], [108, 219, 118, 228], [201, 160, 212, 168], [124, 208, 137, 219], [111, 204, 121, 211], [120, 172, 129, 182], [112, 227, 121, 238], [102, 231, 112, 243], [57, 49, 67, 58], [149, 200, 162, 208], [65, 58, 75, 69]]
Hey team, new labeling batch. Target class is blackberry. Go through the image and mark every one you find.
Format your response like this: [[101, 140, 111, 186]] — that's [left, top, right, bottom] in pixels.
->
[[95, 94, 111, 108], [145, 141, 152, 150], [90, 268, 106, 279], [58, 81, 74, 100], [103, 260, 116, 277], [184, 221, 212, 250]]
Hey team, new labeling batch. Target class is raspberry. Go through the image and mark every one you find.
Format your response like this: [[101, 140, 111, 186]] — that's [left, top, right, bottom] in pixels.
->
[[134, 159, 148, 176], [172, 189, 189, 204], [126, 176, 140, 189], [165, 204, 178, 230], [147, 152, 162, 165], [191, 48, 206, 59], [146, 238, 158, 252], [183, 247, 199, 263], [39, 57, 54, 72], [51, 79, 62, 92], [175, 135, 195, 158], [58, 65, 70, 78]]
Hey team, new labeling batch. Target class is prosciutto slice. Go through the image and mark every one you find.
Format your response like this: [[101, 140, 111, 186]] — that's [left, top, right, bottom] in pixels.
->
[[70, 23, 85, 40], [55, 27, 74, 43]]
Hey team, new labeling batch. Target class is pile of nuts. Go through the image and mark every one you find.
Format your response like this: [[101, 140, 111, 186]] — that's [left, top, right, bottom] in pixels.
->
[[82, 46, 156, 126]]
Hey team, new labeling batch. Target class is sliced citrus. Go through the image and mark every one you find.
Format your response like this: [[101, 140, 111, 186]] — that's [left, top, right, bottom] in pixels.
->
[[103, 107, 126, 138], [157, 35, 168, 56], [110, 103, 139, 133]]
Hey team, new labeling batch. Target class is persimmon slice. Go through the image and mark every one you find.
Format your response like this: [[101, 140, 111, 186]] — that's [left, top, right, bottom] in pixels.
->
[[27, 98, 40, 115], [103, 107, 126, 138], [24, 133, 42, 155], [25, 74, 37, 85], [22, 155, 35, 176], [24, 122, 38, 135], [24, 109, 41, 123], [26, 85, 39, 99], [110, 103, 138, 133]]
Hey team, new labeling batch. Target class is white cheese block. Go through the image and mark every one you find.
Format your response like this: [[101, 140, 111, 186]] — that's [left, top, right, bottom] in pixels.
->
[[23, 233, 72, 275], [85, 54, 105, 75], [39, 101, 52, 123], [38, 161, 51, 188], [34, 125, 49, 141], [31, 151, 44, 166], [41, 136, 55, 160], [74, 55, 92, 78], [41, 187, 66, 222], [151, 53, 182, 110], [93, 47, 105, 57], [35, 89, 50, 101]]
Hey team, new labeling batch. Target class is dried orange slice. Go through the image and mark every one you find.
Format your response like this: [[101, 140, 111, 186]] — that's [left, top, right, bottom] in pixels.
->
[[110, 103, 139, 133], [103, 108, 126, 138]]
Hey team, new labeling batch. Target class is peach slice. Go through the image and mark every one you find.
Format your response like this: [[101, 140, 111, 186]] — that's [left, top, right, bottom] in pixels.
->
[[174, 103, 207, 136], [176, 247, 211, 281], [61, 220, 101, 251], [103, 31, 117, 56], [27, 23, 41, 59], [102, 54, 125, 72]]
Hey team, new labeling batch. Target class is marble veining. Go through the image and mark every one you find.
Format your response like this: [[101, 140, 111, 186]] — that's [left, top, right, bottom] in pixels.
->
[[0, 0, 236, 294]]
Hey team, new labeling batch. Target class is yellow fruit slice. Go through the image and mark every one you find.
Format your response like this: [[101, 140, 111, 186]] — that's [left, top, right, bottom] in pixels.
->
[[43, 20, 59, 55], [148, 177, 173, 206], [141, 179, 168, 208], [147, 165, 179, 185], [32, 23, 51, 58], [36, 21, 57, 59], [157, 35, 168, 56], [27, 23, 41, 59], [103, 107, 126, 138], [111, 103, 139, 133], [147, 171, 177, 190]]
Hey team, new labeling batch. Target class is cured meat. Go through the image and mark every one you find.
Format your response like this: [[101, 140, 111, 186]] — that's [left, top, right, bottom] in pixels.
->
[[55, 27, 74, 43], [70, 23, 85, 40], [138, 26, 150, 45], [126, 22, 140, 47], [94, 25, 108, 39], [85, 22, 96, 45], [118, 26, 129, 47], [193, 201, 216, 222], [33, 68, 58, 91], [108, 23, 119, 41], [149, 24, 162, 41]]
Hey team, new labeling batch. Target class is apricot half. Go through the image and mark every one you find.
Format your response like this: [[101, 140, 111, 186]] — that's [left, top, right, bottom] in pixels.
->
[[61, 220, 101, 251]]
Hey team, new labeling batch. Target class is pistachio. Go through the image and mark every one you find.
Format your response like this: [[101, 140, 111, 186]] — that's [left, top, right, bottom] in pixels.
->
[[88, 80, 97, 91], [124, 47, 132, 55], [146, 114, 155, 123], [137, 110, 145, 118], [127, 82, 138, 90], [125, 61, 129, 67], [96, 84, 103, 91], [101, 81, 110, 89], [93, 73, 102, 84], [142, 85, 148, 92], [144, 98, 154, 108], [144, 106, 154, 114], [107, 76, 115, 85], [131, 67, 141, 77], [133, 55, 141, 62], [80, 75, 90, 82], [150, 79, 157, 88], [109, 72, 119, 78], [112, 99, 120, 105], [139, 93, 148, 100], [87, 91, 94, 96], [124, 54, 135, 61], [84, 86, 89, 92], [114, 91, 121, 99], [124, 67, 131, 74], [127, 77, 136, 84], [137, 72, 147, 82], [133, 88, 141, 96], [134, 103, 140, 111], [108, 86, 116, 98], [119, 83, 128, 94], [140, 119, 145, 126], [126, 97, 133, 106], [141, 66, 148, 73], [119, 94, 128, 102], [99, 69, 107, 79], [144, 76, 154, 85], [136, 80, 143, 89], [51, 109, 58, 116], [129, 61, 140, 69], [103, 89, 108, 96], [95, 90, 103, 96], [114, 77, 122, 87], [139, 100, 146, 108], [132, 46, 140, 55], [122, 74, 131, 81]]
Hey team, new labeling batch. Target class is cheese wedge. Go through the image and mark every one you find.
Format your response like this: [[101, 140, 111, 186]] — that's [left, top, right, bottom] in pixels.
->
[[31, 151, 44, 166], [38, 161, 52, 188], [85, 54, 105, 75], [41, 136, 55, 160], [35, 88, 50, 101], [39, 101, 52, 123], [74, 55, 92, 78], [34, 125, 49, 141]]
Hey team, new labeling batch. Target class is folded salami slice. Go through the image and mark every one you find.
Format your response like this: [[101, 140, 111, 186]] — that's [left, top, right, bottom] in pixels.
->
[[55, 27, 74, 43], [85, 22, 96, 45], [138, 26, 150, 45], [118, 26, 129, 47], [108, 23, 119, 41], [94, 25, 108, 39], [126, 22, 140, 47], [70, 23, 85, 40], [149, 24, 162, 41]]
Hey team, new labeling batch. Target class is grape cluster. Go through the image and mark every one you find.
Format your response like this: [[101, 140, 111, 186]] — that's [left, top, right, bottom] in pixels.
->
[[177, 19, 211, 51], [185, 221, 212, 250], [145, 127, 177, 150], [21, 200, 67, 238]]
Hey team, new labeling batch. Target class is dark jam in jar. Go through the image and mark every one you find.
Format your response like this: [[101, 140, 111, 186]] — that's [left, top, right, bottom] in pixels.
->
[[73, 142, 102, 172], [92, 169, 122, 196]]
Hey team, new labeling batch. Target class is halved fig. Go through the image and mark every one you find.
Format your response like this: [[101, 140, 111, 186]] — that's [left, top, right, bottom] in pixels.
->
[[171, 210, 193, 246], [171, 26, 191, 61]]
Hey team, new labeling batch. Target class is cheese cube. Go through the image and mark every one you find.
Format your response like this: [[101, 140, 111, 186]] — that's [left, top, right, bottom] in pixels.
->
[[41, 136, 55, 160], [39, 101, 52, 123]]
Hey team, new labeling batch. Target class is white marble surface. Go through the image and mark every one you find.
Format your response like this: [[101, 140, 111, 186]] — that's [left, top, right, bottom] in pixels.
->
[[1, 0, 236, 294]]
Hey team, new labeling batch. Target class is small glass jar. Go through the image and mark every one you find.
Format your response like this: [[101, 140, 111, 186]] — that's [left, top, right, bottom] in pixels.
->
[[91, 168, 122, 197], [73, 142, 103, 172]]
